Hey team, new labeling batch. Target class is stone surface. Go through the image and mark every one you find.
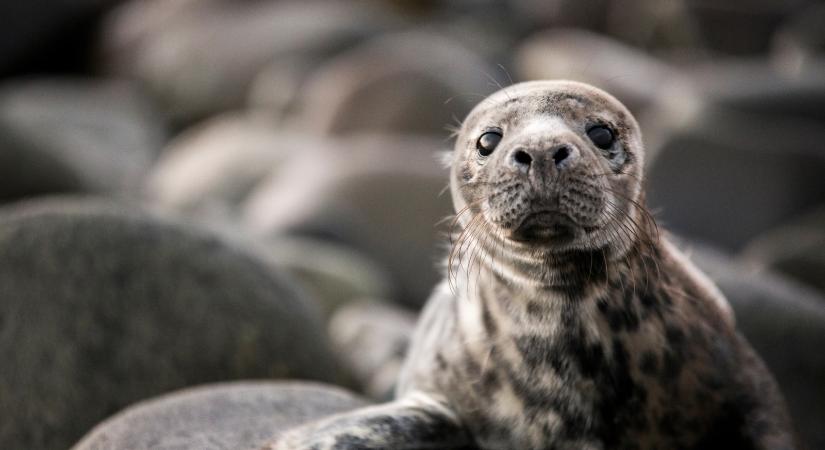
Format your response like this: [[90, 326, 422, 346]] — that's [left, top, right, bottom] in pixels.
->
[[645, 98, 825, 251], [0, 197, 347, 450], [266, 237, 395, 318], [243, 134, 452, 308], [72, 381, 368, 450], [329, 301, 417, 400], [0, 78, 164, 201], [144, 114, 320, 221], [100, 0, 389, 123], [687, 242, 825, 450], [741, 206, 825, 296], [515, 28, 678, 114], [290, 31, 498, 135]]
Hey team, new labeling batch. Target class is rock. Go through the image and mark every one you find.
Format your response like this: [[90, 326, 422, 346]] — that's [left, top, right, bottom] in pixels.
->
[[72, 381, 368, 450], [0, 197, 348, 450], [290, 32, 498, 135], [515, 28, 678, 114], [645, 96, 825, 250], [686, 242, 825, 450], [684, 0, 811, 55], [329, 301, 418, 400], [100, 0, 390, 124], [243, 134, 452, 309], [0, 78, 164, 202], [772, 3, 825, 75], [741, 206, 825, 296], [0, 0, 123, 76], [144, 114, 319, 221], [266, 237, 395, 318]]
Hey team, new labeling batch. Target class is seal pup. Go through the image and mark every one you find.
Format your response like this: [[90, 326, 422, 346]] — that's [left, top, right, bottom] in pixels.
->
[[266, 81, 797, 449]]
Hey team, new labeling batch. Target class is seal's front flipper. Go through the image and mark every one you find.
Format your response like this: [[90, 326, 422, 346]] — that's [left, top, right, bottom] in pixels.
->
[[263, 392, 474, 450]]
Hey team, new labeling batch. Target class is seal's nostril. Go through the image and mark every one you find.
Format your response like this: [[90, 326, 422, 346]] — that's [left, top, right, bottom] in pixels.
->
[[553, 146, 571, 167], [514, 150, 532, 168]]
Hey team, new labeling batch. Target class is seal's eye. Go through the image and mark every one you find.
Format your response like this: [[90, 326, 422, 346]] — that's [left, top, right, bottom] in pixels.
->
[[476, 131, 502, 156], [587, 125, 614, 150]]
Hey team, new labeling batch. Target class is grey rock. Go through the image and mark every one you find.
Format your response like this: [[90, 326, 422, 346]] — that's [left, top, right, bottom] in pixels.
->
[[243, 134, 452, 308], [0, 78, 164, 201], [290, 32, 498, 135], [688, 242, 825, 449], [772, 3, 825, 74], [266, 237, 395, 319], [144, 114, 320, 221], [329, 301, 417, 400], [741, 207, 825, 296], [0, 197, 348, 450], [72, 381, 368, 450], [100, 0, 389, 123], [645, 97, 825, 250], [515, 28, 678, 114]]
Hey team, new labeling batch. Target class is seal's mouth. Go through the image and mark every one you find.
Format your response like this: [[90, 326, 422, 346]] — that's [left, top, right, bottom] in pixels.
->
[[510, 211, 577, 243]]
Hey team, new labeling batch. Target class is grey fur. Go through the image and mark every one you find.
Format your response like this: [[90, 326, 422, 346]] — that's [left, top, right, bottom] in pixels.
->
[[266, 81, 797, 450]]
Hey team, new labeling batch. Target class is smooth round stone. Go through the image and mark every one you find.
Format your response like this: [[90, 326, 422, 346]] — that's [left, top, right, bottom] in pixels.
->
[[329, 301, 417, 400], [645, 98, 825, 251], [100, 0, 389, 123], [741, 207, 825, 296], [515, 28, 678, 114], [0, 78, 164, 201], [144, 114, 324, 221], [243, 134, 452, 308], [266, 237, 395, 318], [72, 381, 368, 450], [0, 198, 347, 450], [290, 32, 497, 135], [689, 242, 825, 450]]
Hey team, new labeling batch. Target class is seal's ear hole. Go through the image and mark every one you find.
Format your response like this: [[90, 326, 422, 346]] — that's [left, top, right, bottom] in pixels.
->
[[477, 131, 502, 156], [586, 125, 614, 150]]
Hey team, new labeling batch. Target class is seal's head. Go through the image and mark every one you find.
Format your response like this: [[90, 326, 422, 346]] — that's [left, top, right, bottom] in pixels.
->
[[449, 80, 649, 282]]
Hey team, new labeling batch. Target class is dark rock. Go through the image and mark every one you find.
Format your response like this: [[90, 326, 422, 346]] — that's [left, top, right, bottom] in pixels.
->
[[0, 78, 164, 202], [100, 0, 390, 124], [646, 98, 825, 250], [329, 301, 417, 400], [243, 134, 452, 309], [741, 206, 825, 296], [290, 32, 498, 135], [0, 197, 347, 450], [689, 242, 825, 450], [0, 0, 124, 76], [72, 381, 368, 450]]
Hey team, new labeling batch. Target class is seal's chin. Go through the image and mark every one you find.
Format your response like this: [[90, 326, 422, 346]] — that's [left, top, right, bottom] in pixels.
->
[[509, 211, 578, 244]]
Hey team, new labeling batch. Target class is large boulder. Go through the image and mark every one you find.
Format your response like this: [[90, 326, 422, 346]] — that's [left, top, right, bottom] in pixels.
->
[[99, 0, 390, 124], [243, 134, 452, 308], [0, 79, 164, 202], [288, 32, 498, 135], [72, 381, 368, 450], [645, 95, 825, 250], [687, 242, 825, 449], [0, 198, 347, 450]]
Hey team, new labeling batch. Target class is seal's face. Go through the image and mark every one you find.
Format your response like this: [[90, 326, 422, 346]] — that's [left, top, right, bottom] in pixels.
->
[[451, 80, 645, 260]]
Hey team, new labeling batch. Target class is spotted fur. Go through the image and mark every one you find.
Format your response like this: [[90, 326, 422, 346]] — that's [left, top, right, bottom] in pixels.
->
[[266, 81, 797, 450]]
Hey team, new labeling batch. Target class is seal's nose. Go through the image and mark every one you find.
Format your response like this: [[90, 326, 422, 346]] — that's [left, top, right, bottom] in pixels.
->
[[510, 144, 577, 174]]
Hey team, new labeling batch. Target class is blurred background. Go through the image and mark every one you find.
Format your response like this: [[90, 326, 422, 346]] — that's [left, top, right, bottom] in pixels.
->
[[1, 0, 824, 449]]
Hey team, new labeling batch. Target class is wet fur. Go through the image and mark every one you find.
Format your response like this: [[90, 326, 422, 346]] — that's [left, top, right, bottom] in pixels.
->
[[266, 81, 797, 450]]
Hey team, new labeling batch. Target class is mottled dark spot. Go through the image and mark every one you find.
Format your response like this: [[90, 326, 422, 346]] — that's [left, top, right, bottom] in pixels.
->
[[639, 351, 658, 376]]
